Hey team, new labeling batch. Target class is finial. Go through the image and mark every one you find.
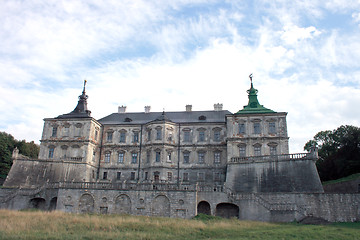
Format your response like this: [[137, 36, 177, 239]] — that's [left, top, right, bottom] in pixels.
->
[[249, 74, 253, 84], [83, 79, 87, 94]]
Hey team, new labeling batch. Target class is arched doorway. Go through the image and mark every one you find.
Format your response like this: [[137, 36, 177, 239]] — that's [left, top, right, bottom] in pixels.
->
[[197, 201, 211, 215], [29, 198, 46, 210], [152, 195, 170, 217], [79, 194, 95, 213], [49, 197, 57, 211], [115, 194, 131, 214], [215, 203, 239, 218]]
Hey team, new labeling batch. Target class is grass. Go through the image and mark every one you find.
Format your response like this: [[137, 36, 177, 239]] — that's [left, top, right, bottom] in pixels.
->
[[0, 210, 359, 240], [322, 173, 360, 185]]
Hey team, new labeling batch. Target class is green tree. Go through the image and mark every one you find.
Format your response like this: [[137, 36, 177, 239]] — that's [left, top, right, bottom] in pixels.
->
[[304, 125, 360, 181]]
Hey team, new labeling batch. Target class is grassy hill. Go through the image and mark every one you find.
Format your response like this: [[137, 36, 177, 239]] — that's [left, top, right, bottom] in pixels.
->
[[0, 210, 359, 240]]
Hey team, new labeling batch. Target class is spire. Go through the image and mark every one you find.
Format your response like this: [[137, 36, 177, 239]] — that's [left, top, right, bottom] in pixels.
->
[[56, 80, 92, 118], [236, 74, 275, 114]]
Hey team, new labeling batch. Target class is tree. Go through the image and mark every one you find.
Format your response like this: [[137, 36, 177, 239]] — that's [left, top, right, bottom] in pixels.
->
[[0, 132, 40, 184], [304, 125, 360, 181]]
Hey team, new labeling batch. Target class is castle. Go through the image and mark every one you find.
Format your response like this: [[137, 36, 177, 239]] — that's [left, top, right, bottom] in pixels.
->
[[1, 77, 359, 222]]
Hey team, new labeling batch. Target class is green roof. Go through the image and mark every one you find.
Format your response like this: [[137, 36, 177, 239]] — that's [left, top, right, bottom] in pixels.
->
[[236, 82, 275, 114]]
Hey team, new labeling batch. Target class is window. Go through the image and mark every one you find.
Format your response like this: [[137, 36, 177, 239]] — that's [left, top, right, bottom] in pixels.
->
[[214, 172, 221, 181], [92, 150, 96, 161], [105, 152, 111, 163], [130, 172, 136, 180], [253, 123, 261, 134], [167, 172, 173, 181], [269, 122, 276, 134], [239, 123, 245, 134], [183, 172, 189, 181], [117, 172, 121, 180], [199, 131, 205, 142], [254, 145, 261, 156], [239, 145, 246, 157], [118, 152, 124, 163], [63, 126, 69, 137], [184, 131, 191, 142], [198, 152, 205, 164], [61, 145, 67, 159], [270, 146, 277, 155], [133, 132, 139, 143], [103, 172, 108, 180], [167, 152, 172, 162], [94, 129, 98, 140], [214, 152, 221, 164], [147, 130, 151, 141], [155, 151, 161, 162], [156, 128, 162, 140], [107, 132, 113, 142], [198, 172, 205, 181], [48, 147, 54, 158], [119, 132, 126, 143], [52, 126, 57, 137], [131, 153, 138, 164], [146, 151, 150, 163], [144, 172, 148, 180], [183, 152, 190, 164], [214, 130, 221, 141]]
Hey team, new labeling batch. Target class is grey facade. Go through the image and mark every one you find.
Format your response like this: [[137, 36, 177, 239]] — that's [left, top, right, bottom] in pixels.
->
[[1, 80, 359, 222]]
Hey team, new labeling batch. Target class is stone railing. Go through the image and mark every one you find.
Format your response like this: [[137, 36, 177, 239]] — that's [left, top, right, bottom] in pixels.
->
[[196, 184, 225, 192], [230, 152, 315, 164], [47, 181, 195, 191]]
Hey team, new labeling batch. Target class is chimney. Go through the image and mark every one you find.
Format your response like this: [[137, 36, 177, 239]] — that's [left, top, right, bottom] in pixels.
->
[[214, 103, 223, 111], [118, 105, 127, 113], [144, 106, 151, 113], [186, 105, 192, 112]]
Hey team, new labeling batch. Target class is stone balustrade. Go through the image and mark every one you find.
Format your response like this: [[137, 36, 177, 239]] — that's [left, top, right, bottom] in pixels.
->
[[230, 152, 314, 164]]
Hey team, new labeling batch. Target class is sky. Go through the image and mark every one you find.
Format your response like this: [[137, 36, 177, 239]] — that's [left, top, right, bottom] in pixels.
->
[[1, 0, 360, 153]]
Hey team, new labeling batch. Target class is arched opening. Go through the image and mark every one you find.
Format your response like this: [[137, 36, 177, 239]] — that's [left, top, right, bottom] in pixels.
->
[[115, 194, 131, 214], [152, 195, 170, 217], [29, 198, 46, 210], [215, 203, 239, 219], [197, 201, 211, 215], [79, 194, 95, 213], [49, 197, 57, 211]]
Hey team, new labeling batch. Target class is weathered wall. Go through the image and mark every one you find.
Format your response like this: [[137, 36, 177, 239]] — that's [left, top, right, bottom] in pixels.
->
[[323, 178, 360, 193], [226, 159, 324, 193]]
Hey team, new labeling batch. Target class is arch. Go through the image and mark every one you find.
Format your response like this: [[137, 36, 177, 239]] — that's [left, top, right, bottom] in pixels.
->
[[152, 195, 170, 217], [197, 201, 211, 215], [115, 194, 131, 214], [79, 194, 95, 213], [215, 203, 239, 219], [29, 198, 46, 210], [49, 197, 58, 211]]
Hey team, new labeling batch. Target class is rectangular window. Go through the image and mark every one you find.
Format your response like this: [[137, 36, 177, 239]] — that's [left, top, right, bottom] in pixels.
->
[[254, 123, 261, 134], [130, 172, 135, 180], [167, 172, 172, 182], [155, 151, 161, 162], [133, 132, 139, 142], [167, 152, 171, 162], [269, 122, 276, 134], [103, 172, 107, 180], [214, 130, 221, 141], [239, 123, 245, 134], [184, 131, 191, 142], [198, 172, 205, 181], [146, 151, 150, 163], [48, 147, 54, 158], [156, 129, 162, 140], [107, 132, 113, 142], [63, 127, 69, 137], [239, 146, 246, 157], [118, 152, 124, 163], [254, 146, 261, 156], [116, 172, 121, 180], [199, 131, 205, 142], [214, 172, 220, 181], [52, 127, 57, 137], [183, 172, 189, 181], [198, 152, 205, 164], [147, 130, 151, 141], [119, 132, 126, 143], [270, 146, 277, 155], [105, 152, 111, 163], [145, 172, 148, 180], [94, 130, 98, 140], [131, 153, 138, 164], [214, 152, 221, 164], [92, 151, 96, 161], [183, 152, 190, 164]]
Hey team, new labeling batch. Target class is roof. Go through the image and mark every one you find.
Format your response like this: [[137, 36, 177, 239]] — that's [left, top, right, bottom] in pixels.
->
[[98, 110, 232, 125]]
